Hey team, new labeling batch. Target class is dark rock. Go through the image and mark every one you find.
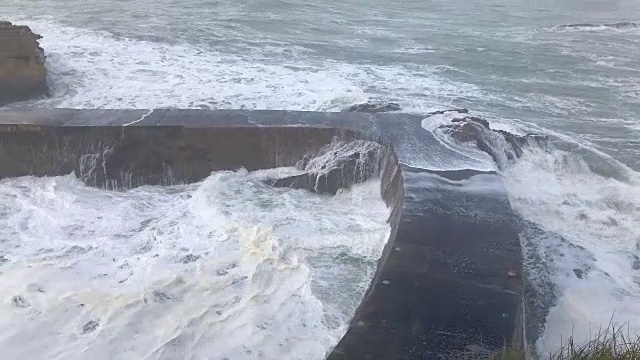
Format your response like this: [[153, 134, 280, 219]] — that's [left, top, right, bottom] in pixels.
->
[[0, 21, 48, 105], [270, 173, 314, 190], [495, 130, 527, 158], [451, 116, 490, 128], [82, 320, 100, 334], [448, 122, 483, 143], [427, 108, 469, 116], [444, 116, 491, 143], [0, 255, 8, 264], [269, 140, 384, 195], [438, 115, 547, 167], [178, 254, 201, 264], [345, 102, 401, 113], [632, 259, 640, 271], [12, 295, 30, 308], [573, 269, 584, 279]]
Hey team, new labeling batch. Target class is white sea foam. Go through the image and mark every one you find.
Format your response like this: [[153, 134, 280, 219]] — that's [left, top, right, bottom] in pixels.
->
[[419, 112, 466, 132], [419, 111, 497, 171], [502, 147, 640, 356], [550, 24, 640, 34], [6, 19, 479, 112], [623, 119, 640, 132], [419, 112, 640, 355], [3, 9, 640, 358], [0, 170, 390, 360], [394, 46, 435, 55]]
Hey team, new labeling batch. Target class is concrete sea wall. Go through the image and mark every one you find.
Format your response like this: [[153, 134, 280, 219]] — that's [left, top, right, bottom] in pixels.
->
[[0, 109, 523, 359]]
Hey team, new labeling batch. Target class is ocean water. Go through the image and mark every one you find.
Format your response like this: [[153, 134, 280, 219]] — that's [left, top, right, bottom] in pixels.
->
[[0, 170, 390, 360], [1, 0, 640, 357]]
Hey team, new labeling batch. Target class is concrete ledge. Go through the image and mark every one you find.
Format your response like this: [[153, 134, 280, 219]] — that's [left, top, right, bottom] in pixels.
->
[[0, 109, 523, 359]]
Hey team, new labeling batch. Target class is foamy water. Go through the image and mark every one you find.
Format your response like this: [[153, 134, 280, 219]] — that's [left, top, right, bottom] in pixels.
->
[[2, 0, 640, 357], [1, 18, 473, 113], [420, 111, 640, 356], [502, 146, 640, 355], [0, 170, 390, 360]]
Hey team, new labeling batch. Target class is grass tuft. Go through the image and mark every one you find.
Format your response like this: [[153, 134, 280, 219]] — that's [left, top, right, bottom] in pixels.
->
[[492, 323, 640, 360], [491, 345, 526, 360]]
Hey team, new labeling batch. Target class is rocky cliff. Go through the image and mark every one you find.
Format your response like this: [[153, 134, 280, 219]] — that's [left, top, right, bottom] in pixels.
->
[[0, 21, 47, 105]]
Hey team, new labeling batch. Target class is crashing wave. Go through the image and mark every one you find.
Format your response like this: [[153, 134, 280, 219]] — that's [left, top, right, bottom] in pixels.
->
[[424, 109, 640, 356], [268, 139, 385, 195], [425, 109, 547, 169], [344, 101, 402, 113]]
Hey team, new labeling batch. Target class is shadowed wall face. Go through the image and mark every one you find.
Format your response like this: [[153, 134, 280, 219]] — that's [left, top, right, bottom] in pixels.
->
[[0, 124, 403, 284], [0, 126, 393, 192]]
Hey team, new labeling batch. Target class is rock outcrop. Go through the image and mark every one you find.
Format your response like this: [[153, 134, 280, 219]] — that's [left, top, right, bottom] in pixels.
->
[[269, 140, 384, 195], [434, 111, 547, 167], [427, 108, 469, 116], [345, 101, 401, 113], [0, 21, 47, 105]]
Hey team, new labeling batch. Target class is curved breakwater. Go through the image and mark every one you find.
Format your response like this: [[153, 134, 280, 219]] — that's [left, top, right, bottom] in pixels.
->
[[1, 108, 638, 359], [0, 109, 524, 359], [2, 0, 640, 356]]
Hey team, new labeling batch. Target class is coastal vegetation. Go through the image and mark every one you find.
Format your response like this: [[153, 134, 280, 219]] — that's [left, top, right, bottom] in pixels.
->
[[493, 323, 640, 360]]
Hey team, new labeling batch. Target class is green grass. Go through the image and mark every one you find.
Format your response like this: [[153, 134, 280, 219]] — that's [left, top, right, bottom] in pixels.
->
[[492, 323, 640, 360], [491, 346, 527, 360]]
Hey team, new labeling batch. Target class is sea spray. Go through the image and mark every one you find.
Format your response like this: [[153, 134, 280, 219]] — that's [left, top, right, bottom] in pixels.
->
[[0, 170, 390, 360], [423, 112, 640, 357]]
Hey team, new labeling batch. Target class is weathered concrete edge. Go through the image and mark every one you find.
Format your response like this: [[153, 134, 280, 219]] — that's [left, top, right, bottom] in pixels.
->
[[0, 109, 524, 358]]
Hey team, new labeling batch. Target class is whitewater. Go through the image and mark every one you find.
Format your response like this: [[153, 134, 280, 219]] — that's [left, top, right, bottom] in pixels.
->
[[1, 0, 640, 357], [0, 170, 390, 359]]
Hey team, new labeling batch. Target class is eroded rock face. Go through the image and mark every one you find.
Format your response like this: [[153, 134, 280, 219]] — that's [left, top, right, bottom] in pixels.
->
[[345, 102, 401, 113], [269, 140, 384, 195], [428, 108, 469, 116], [436, 112, 547, 167], [0, 21, 48, 105]]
